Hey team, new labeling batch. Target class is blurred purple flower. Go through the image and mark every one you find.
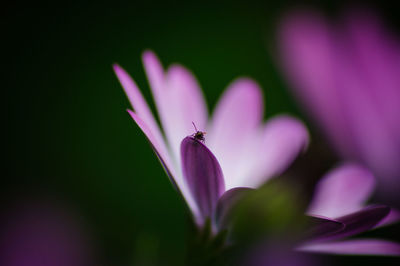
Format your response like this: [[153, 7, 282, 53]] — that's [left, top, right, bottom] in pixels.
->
[[114, 51, 309, 226], [299, 164, 400, 255], [278, 9, 400, 199], [0, 200, 93, 266]]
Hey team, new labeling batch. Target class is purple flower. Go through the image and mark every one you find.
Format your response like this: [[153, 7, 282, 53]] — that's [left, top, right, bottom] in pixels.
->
[[298, 164, 400, 255], [114, 51, 309, 226], [278, 9, 400, 199]]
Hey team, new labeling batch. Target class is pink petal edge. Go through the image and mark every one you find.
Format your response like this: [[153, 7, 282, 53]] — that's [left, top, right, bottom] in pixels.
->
[[127, 110, 200, 220], [307, 164, 375, 218], [297, 239, 400, 256]]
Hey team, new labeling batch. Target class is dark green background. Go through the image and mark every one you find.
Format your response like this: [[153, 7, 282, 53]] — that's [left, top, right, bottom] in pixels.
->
[[3, 1, 400, 265]]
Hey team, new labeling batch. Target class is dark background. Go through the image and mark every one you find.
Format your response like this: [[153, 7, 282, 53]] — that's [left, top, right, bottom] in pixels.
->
[[3, 0, 400, 265]]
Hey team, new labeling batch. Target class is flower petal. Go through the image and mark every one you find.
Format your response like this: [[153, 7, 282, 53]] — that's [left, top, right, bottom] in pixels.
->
[[278, 10, 357, 159], [328, 205, 390, 241], [161, 64, 208, 164], [181, 137, 225, 222], [344, 10, 400, 139], [207, 78, 263, 190], [297, 239, 400, 256], [375, 208, 400, 228], [142, 50, 166, 114], [141, 51, 174, 155], [215, 187, 252, 230], [307, 164, 375, 217], [334, 34, 400, 196], [113, 64, 169, 162], [127, 111, 200, 219], [233, 115, 309, 189], [303, 215, 345, 242], [126, 110, 176, 183]]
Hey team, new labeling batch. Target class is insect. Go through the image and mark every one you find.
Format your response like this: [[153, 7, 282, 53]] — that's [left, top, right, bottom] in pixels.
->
[[191, 122, 206, 143]]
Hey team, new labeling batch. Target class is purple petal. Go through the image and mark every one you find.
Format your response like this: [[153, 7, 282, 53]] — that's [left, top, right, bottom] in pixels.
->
[[278, 10, 357, 159], [207, 78, 263, 190], [335, 42, 400, 197], [141, 51, 174, 155], [327, 205, 390, 241], [215, 187, 252, 230], [297, 239, 400, 256], [307, 164, 375, 218], [142, 50, 166, 114], [113, 64, 171, 172], [181, 137, 225, 222], [279, 9, 400, 198], [344, 9, 400, 141], [375, 208, 400, 228], [241, 115, 309, 188], [335, 14, 400, 195], [304, 215, 345, 242]]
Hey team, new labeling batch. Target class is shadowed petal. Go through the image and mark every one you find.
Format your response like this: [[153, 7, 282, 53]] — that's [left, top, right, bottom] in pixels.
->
[[307, 164, 375, 217], [297, 239, 400, 256], [207, 78, 263, 189], [375, 208, 400, 228], [215, 187, 252, 230], [161, 64, 208, 163], [328, 205, 390, 241], [181, 137, 225, 222], [304, 215, 345, 242]]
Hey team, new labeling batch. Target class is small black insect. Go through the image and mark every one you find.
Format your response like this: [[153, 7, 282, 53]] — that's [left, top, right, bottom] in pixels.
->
[[191, 122, 206, 142]]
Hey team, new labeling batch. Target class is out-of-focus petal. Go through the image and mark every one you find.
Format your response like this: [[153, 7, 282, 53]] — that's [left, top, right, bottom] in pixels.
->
[[307, 164, 375, 217], [335, 38, 400, 196], [304, 215, 345, 242], [344, 10, 400, 139], [127, 111, 199, 218], [297, 239, 400, 256], [161, 64, 208, 164], [207, 78, 263, 189], [375, 208, 400, 228], [234, 115, 309, 189], [0, 201, 94, 266], [279, 9, 400, 199], [328, 205, 390, 241], [181, 137, 225, 222], [215, 187, 252, 230], [231, 115, 309, 188], [278, 10, 357, 159]]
